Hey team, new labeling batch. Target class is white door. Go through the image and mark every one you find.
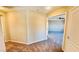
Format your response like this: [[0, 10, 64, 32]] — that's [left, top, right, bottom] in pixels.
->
[[64, 7, 79, 52]]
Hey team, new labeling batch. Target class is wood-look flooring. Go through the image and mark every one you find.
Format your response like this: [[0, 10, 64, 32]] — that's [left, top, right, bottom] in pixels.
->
[[5, 39, 63, 52]]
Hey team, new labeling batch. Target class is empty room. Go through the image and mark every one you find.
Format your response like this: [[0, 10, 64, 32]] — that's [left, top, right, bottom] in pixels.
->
[[0, 6, 79, 52]]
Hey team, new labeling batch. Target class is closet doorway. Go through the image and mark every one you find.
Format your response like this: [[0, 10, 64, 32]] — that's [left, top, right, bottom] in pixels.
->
[[48, 14, 65, 48]]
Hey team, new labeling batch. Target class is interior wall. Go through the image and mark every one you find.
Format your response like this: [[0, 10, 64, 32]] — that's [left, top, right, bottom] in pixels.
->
[[48, 20, 64, 32], [7, 7, 47, 44], [7, 9, 27, 43], [27, 10, 47, 44]]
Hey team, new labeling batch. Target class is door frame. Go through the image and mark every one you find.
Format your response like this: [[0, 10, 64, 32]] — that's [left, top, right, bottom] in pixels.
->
[[47, 13, 67, 50], [62, 12, 68, 50], [0, 12, 6, 51]]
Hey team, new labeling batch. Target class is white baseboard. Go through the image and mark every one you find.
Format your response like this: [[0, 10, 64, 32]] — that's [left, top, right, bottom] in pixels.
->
[[7, 39, 47, 45], [9, 40, 27, 45], [5, 40, 11, 42], [27, 39, 47, 45]]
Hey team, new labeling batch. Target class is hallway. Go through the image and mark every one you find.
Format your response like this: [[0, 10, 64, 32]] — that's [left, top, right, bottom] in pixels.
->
[[5, 39, 63, 52]]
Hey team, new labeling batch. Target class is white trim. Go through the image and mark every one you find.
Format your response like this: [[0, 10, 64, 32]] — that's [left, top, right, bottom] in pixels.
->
[[27, 39, 47, 45], [9, 39, 47, 45], [5, 40, 11, 42], [10, 40, 27, 45], [62, 12, 68, 51]]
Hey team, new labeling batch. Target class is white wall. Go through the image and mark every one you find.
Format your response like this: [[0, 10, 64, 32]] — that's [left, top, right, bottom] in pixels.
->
[[7, 7, 47, 44], [7, 9, 27, 43], [48, 20, 64, 32], [27, 10, 47, 44], [48, 15, 64, 32]]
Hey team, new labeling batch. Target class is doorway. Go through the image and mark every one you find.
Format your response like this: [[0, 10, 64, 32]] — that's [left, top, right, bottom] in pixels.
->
[[48, 14, 65, 48], [0, 15, 5, 51]]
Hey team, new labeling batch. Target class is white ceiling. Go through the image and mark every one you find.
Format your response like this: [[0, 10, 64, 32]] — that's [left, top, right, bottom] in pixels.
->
[[10, 6, 61, 14], [24, 6, 56, 14]]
